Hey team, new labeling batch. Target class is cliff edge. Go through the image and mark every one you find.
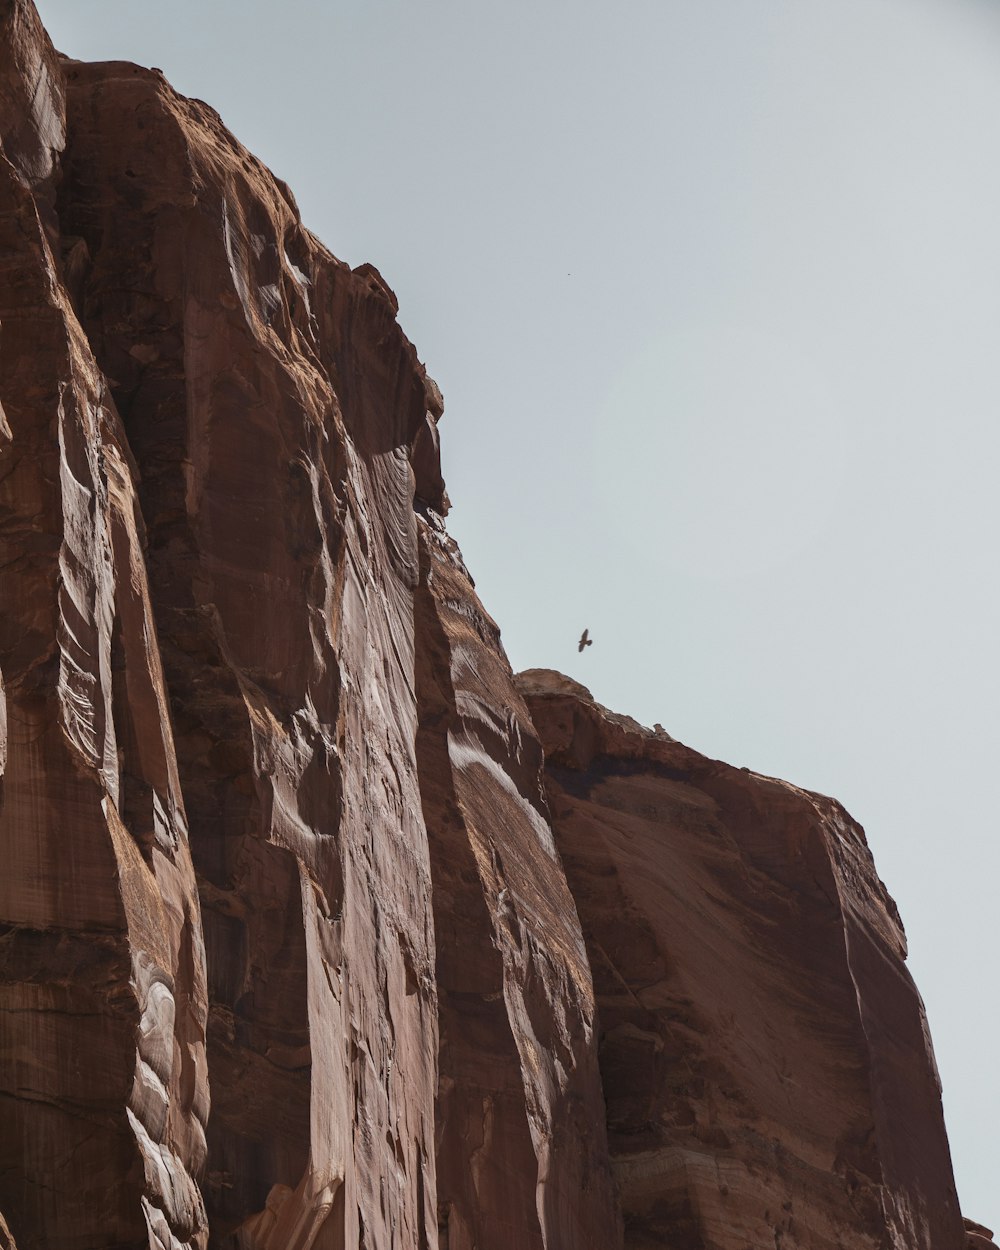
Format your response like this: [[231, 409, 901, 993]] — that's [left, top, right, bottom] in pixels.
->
[[519, 668, 976, 1249]]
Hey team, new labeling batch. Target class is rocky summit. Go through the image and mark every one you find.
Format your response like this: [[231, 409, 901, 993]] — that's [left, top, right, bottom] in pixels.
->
[[0, 3, 992, 1247]]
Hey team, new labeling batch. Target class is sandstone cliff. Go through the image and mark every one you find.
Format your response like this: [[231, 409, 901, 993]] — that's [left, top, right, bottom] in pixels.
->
[[518, 670, 977, 1250], [0, 2, 988, 1247]]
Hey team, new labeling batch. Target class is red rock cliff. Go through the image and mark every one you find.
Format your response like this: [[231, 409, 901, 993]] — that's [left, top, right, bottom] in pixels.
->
[[518, 669, 978, 1250], [0, 3, 988, 1247]]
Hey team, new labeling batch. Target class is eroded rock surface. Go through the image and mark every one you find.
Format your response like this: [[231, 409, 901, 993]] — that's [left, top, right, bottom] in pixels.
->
[[0, 2, 987, 1246], [55, 52, 443, 1250], [1, 5, 208, 1247], [966, 1220, 1000, 1250], [0, 1213, 17, 1250], [518, 668, 969, 1250], [413, 514, 618, 1249]]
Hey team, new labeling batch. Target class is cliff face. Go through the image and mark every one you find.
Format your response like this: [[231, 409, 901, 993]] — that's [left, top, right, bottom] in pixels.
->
[[0, 3, 987, 1248], [518, 670, 973, 1250]]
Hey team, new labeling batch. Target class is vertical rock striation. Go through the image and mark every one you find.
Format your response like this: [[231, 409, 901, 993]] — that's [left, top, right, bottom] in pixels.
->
[[54, 47, 441, 1250], [0, 5, 208, 1248], [0, 2, 988, 1246]]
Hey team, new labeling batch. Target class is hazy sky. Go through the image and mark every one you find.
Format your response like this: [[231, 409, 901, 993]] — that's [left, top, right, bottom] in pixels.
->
[[36, 0, 998, 1226]]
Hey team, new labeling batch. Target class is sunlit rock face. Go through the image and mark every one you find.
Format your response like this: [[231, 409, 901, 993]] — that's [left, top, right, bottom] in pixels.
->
[[518, 668, 970, 1250], [0, 4, 209, 1248], [0, 1, 987, 1247], [0, 4, 614, 1247], [54, 50, 440, 1250]]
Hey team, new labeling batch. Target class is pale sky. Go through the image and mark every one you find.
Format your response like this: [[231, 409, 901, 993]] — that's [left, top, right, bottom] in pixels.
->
[[36, 0, 998, 1227]]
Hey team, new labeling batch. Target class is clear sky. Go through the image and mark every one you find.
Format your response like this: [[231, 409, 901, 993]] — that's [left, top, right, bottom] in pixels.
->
[[35, 0, 998, 1227]]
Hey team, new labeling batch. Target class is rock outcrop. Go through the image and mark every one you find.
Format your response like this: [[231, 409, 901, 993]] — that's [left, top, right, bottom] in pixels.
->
[[0, 2, 989, 1247], [518, 669, 969, 1250], [966, 1220, 1000, 1250]]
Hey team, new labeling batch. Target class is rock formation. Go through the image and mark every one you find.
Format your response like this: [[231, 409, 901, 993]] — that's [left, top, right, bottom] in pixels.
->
[[518, 669, 978, 1250], [968, 1222, 999, 1250], [0, 2, 991, 1246]]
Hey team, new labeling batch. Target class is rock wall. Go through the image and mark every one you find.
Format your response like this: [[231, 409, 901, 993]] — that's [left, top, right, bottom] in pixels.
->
[[55, 51, 438, 1250], [413, 516, 619, 1250], [0, 3, 989, 1247], [518, 669, 970, 1250], [0, 4, 209, 1246]]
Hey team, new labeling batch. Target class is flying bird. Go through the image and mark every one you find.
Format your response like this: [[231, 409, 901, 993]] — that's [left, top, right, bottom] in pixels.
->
[[578, 628, 593, 653]]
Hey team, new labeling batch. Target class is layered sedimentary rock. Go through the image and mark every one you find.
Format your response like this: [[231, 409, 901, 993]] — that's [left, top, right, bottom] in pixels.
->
[[518, 669, 971, 1250], [0, 1, 990, 1246]]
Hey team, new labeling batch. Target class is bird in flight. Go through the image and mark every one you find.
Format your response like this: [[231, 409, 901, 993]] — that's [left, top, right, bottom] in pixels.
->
[[578, 628, 593, 653]]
